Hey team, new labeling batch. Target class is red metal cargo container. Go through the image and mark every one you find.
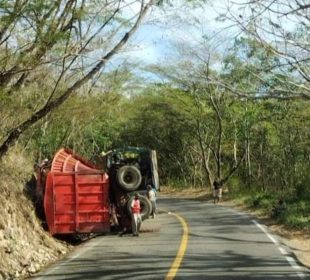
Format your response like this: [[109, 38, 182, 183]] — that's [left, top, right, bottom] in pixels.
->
[[43, 149, 110, 235]]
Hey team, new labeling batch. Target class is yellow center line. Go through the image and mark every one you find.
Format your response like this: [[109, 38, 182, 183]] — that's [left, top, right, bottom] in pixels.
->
[[165, 212, 189, 280]]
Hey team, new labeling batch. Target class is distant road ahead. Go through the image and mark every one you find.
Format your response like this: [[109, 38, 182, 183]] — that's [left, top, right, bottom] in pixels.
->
[[31, 196, 310, 280]]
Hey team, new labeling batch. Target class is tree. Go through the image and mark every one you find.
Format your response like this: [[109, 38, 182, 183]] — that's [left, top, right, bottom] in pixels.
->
[[0, 0, 156, 159], [221, 0, 310, 99], [113, 87, 197, 185]]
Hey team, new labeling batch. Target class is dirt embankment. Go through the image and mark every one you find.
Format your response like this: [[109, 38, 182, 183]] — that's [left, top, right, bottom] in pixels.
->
[[0, 148, 70, 280], [160, 186, 310, 269]]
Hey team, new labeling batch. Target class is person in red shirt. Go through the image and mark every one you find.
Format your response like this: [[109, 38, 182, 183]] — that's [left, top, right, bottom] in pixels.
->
[[131, 192, 142, 236]]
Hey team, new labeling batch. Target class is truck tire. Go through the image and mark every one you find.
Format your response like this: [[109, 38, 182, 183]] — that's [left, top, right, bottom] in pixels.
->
[[127, 195, 152, 221], [117, 165, 142, 191]]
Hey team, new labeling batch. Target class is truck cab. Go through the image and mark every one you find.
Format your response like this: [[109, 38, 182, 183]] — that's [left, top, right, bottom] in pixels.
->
[[105, 147, 159, 193], [104, 147, 159, 226]]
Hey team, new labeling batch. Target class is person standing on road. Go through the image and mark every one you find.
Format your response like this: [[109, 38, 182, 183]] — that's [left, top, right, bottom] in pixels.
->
[[131, 192, 142, 236], [213, 181, 222, 204], [118, 193, 130, 237], [147, 185, 157, 218]]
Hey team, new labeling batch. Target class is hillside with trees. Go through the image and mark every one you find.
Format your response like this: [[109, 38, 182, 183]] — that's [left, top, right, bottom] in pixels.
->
[[0, 0, 309, 278]]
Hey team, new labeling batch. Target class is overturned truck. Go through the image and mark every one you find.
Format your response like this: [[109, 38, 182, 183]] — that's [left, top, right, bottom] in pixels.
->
[[36, 147, 159, 235]]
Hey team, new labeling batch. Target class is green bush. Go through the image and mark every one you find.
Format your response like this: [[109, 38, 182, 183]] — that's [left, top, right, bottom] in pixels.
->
[[164, 178, 189, 189], [282, 212, 310, 229], [228, 177, 243, 192], [220, 183, 310, 229], [246, 193, 274, 209], [295, 177, 310, 199], [268, 199, 310, 229]]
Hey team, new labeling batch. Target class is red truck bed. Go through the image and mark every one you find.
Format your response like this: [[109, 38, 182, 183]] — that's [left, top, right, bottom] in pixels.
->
[[43, 149, 110, 235]]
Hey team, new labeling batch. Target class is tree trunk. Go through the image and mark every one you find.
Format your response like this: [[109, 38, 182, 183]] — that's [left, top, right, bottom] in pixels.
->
[[196, 119, 213, 187], [210, 93, 222, 181]]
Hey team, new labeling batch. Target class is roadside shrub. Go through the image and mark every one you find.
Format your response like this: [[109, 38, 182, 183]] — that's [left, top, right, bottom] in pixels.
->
[[294, 176, 310, 199], [247, 193, 274, 209], [164, 178, 189, 190], [272, 199, 310, 229], [223, 174, 310, 230], [282, 212, 310, 230], [227, 177, 243, 193]]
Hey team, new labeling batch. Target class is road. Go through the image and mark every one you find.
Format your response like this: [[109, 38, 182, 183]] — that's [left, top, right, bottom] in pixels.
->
[[31, 196, 310, 280]]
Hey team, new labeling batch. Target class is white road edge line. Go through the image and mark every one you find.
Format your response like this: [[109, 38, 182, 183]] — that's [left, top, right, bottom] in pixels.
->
[[252, 220, 306, 279], [286, 256, 301, 270], [252, 220, 278, 244], [279, 247, 288, 255]]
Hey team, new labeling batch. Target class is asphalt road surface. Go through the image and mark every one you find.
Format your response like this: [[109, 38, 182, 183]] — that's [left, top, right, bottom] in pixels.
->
[[31, 196, 310, 280]]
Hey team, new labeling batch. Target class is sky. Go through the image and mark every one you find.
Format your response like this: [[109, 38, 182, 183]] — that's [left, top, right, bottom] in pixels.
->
[[123, 1, 241, 66], [113, 0, 303, 82]]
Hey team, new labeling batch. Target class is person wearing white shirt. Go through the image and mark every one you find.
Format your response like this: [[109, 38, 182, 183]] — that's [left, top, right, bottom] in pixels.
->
[[147, 185, 156, 218]]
